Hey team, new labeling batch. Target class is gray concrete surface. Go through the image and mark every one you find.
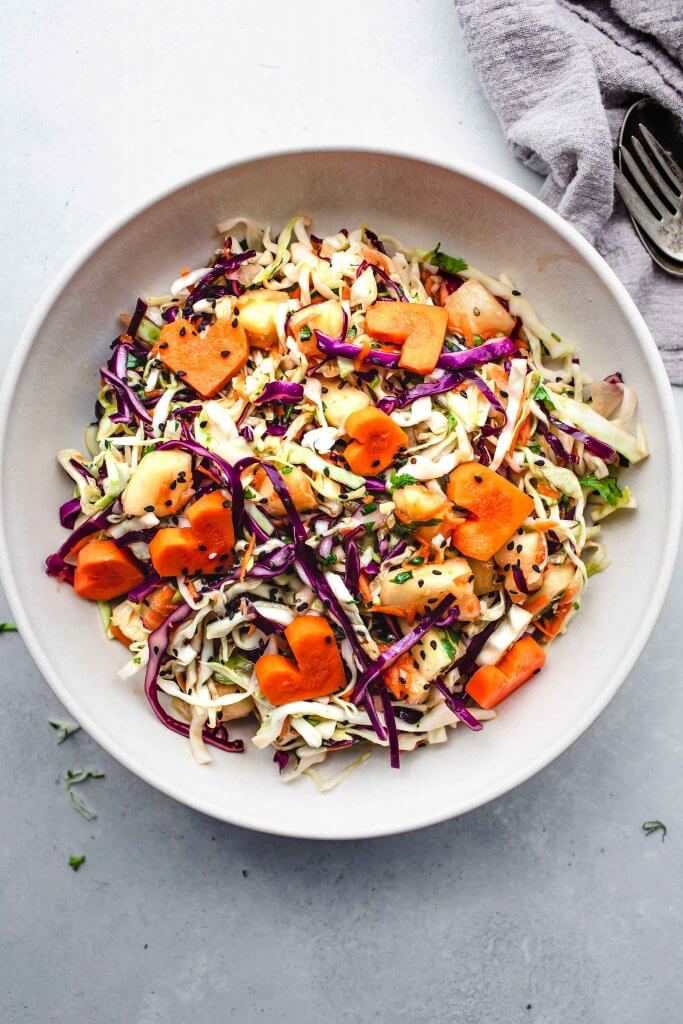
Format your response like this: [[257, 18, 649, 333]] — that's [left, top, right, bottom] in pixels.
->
[[1, 2, 681, 1021]]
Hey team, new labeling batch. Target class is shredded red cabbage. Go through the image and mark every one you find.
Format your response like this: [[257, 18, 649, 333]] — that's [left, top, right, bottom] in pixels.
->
[[59, 497, 81, 530], [352, 594, 455, 702], [548, 416, 616, 463], [432, 679, 483, 731], [512, 564, 531, 595], [128, 571, 162, 602], [127, 298, 148, 341], [144, 603, 244, 753], [273, 750, 290, 774], [344, 540, 361, 594], [437, 336, 516, 371], [538, 420, 578, 464], [158, 439, 245, 525], [101, 362, 152, 426], [183, 251, 255, 309], [46, 508, 112, 579], [254, 381, 304, 405], [379, 685, 400, 768]]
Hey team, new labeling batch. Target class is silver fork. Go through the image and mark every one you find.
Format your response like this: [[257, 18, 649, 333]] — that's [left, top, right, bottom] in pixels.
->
[[615, 101, 683, 274]]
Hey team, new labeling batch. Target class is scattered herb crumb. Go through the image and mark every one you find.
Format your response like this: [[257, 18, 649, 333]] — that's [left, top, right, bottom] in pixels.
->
[[65, 769, 105, 820], [0, 623, 17, 634], [49, 718, 81, 744], [242, 869, 249, 878], [69, 855, 86, 872], [642, 820, 667, 842]]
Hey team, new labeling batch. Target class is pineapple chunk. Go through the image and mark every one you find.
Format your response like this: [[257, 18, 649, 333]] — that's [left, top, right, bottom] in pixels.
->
[[410, 628, 460, 682], [379, 557, 480, 621], [321, 380, 370, 428], [237, 290, 289, 348], [122, 450, 193, 517]]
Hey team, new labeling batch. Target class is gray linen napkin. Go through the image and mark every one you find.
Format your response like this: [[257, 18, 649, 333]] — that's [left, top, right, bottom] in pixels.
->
[[454, 0, 683, 383]]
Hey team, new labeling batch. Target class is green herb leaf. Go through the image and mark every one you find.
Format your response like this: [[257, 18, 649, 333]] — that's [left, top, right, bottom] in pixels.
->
[[0, 623, 18, 633], [441, 628, 460, 661], [394, 517, 443, 537], [445, 412, 457, 435], [431, 247, 468, 276], [527, 442, 542, 454], [642, 820, 667, 842], [281, 466, 294, 475], [318, 553, 337, 565], [49, 719, 81, 744], [65, 769, 105, 821], [408, 555, 424, 566], [532, 381, 555, 409], [389, 471, 417, 490], [579, 473, 624, 507], [391, 571, 414, 585], [551, 331, 563, 343], [364, 501, 378, 514], [472, 334, 485, 347], [299, 325, 312, 341], [69, 855, 86, 872]]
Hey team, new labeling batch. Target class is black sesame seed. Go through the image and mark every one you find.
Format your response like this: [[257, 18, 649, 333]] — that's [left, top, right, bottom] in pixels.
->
[[231, 319, 238, 328], [165, 499, 173, 507], [176, 370, 187, 379], [159, 341, 169, 350], [534, 459, 544, 466], [417, 579, 425, 588], [419, 650, 426, 660], [181, 567, 188, 575], [371, 460, 380, 468], [532, 564, 540, 573], [512, 289, 521, 297], [507, 541, 514, 551], [433, 569, 442, 576], [222, 500, 230, 508], [516, 544, 523, 553], [179, 327, 186, 337], [199, 421, 208, 428], [430, 640, 437, 650], [220, 350, 230, 358], [153, 645, 159, 655], [473, 306, 481, 316], [324, 636, 332, 644], [198, 544, 207, 552], [145, 505, 154, 513], [170, 481, 177, 490], [474, 474, 483, 483], [423, 683, 430, 690]]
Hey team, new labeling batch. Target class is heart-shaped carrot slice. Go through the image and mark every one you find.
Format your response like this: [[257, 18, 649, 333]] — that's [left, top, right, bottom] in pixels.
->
[[149, 491, 235, 577], [154, 318, 248, 398], [343, 406, 408, 476], [255, 615, 346, 705], [446, 462, 534, 561]]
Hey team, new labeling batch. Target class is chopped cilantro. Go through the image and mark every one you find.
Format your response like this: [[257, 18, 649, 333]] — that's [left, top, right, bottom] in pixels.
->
[[391, 571, 414, 584], [0, 623, 17, 634], [395, 517, 443, 537], [532, 381, 555, 409], [281, 465, 294, 475], [579, 473, 623, 507], [389, 471, 417, 490], [472, 334, 485, 347], [408, 555, 425, 566], [65, 769, 105, 821], [430, 247, 468, 276], [49, 719, 81, 744], [299, 325, 312, 340], [69, 855, 86, 872], [642, 820, 667, 842]]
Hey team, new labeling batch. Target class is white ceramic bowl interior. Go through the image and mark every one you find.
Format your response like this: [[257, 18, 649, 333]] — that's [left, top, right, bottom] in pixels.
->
[[1, 150, 680, 838]]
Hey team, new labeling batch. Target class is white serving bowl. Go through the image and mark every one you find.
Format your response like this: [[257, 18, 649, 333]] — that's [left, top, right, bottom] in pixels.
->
[[1, 150, 680, 839]]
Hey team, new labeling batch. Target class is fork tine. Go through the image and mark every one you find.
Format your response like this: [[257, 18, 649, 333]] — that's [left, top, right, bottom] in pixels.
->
[[639, 124, 683, 193], [632, 137, 679, 208], [615, 166, 665, 243], [619, 146, 670, 219]]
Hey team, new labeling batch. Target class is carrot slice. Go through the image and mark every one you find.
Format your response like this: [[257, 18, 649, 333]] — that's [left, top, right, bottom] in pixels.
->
[[366, 302, 448, 375], [255, 615, 346, 705], [447, 462, 534, 561], [153, 318, 248, 398], [343, 406, 408, 476], [149, 491, 235, 578], [74, 540, 144, 601], [141, 584, 179, 631], [466, 636, 546, 709]]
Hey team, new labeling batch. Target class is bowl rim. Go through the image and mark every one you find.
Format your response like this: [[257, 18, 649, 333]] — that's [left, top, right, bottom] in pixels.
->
[[1, 146, 681, 839]]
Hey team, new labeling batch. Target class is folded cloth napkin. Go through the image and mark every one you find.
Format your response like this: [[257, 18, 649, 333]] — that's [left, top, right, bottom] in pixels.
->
[[454, 0, 683, 383]]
